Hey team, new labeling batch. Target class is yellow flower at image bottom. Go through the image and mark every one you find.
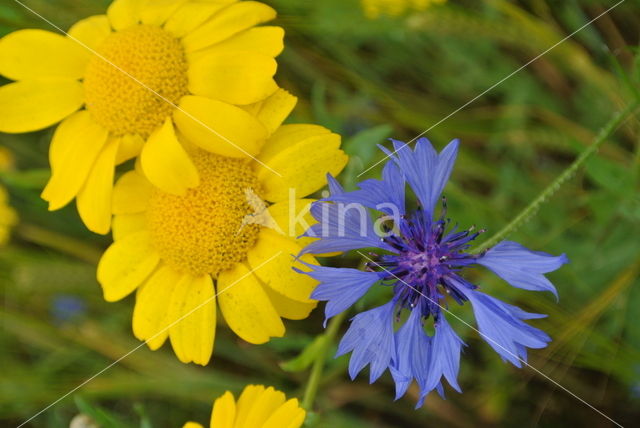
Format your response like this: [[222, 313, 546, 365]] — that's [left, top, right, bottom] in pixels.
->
[[98, 89, 348, 365], [183, 385, 305, 428], [0, 0, 284, 234]]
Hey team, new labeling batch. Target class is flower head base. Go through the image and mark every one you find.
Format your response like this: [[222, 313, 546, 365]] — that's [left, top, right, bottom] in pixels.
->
[[84, 24, 189, 137], [183, 384, 305, 428], [378, 202, 485, 318], [299, 138, 568, 407], [147, 151, 261, 277]]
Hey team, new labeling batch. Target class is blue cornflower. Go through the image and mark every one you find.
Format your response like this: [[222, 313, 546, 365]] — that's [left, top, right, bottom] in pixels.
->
[[298, 138, 568, 407]]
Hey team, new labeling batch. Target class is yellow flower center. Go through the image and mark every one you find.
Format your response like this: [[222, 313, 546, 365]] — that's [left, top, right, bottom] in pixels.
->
[[147, 152, 263, 277], [84, 25, 189, 137]]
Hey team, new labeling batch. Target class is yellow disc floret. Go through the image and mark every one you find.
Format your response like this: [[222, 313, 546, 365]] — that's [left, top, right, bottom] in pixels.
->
[[147, 151, 262, 277], [84, 25, 188, 137]]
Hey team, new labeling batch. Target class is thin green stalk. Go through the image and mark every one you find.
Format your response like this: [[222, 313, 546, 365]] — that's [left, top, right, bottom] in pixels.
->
[[301, 310, 347, 411], [473, 100, 639, 253]]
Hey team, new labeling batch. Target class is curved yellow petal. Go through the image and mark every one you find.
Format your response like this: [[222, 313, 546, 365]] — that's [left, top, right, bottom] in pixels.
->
[[257, 130, 347, 202], [174, 95, 267, 158], [193, 26, 284, 59], [168, 273, 216, 365], [140, 0, 187, 26], [182, 1, 276, 52], [0, 80, 83, 133], [242, 386, 285, 428], [115, 134, 145, 165], [41, 111, 109, 210], [68, 15, 111, 52], [182, 423, 204, 428], [0, 29, 89, 80], [210, 391, 236, 428], [107, 0, 142, 31], [217, 263, 284, 344], [164, 1, 232, 38], [113, 213, 147, 241], [76, 138, 119, 234], [246, 229, 318, 303], [241, 89, 296, 137], [262, 286, 317, 321], [188, 51, 277, 105], [266, 198, 314, 242], [256, 124, 329, 164], [234, 385, 265, 428], [262, 399, 305, 428], [133, 265, 181, 350], [97, 231, 159, 302], [112, 170, 152, 215], [140, 118, 199, 195]]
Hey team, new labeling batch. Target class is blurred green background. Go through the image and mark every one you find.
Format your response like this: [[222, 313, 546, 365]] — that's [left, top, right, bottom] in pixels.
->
[[1, 0, 639, 427]]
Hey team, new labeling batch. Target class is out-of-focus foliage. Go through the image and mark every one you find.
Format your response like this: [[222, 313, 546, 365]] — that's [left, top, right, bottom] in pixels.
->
[[1, 0, 639, 427]]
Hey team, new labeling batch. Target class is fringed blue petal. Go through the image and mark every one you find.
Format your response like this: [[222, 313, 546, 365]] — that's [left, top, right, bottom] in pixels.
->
[[337, 301, 396, 383], [477, 240, 568, 299]]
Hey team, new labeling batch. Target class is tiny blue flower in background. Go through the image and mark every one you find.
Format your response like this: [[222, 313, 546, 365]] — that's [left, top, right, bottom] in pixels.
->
[[51, 295, 86, 324], [298, 138, 568, 407]]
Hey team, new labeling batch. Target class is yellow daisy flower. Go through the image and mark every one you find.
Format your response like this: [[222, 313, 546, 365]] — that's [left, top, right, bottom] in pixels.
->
[[0, 0, 284, 234], [183, 385, 305, 428], [97, 89, 348, 365], [361, 0, 447, 19]]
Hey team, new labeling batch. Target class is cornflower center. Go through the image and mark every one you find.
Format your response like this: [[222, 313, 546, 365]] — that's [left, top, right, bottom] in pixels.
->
[[372, 202, 485, 317], [147, 152, 262, 277], [84, 25, 189, 137]]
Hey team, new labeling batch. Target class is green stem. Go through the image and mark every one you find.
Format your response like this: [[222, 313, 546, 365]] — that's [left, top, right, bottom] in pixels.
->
[[301, 309, 347, 411], [16, 223, 102, 264], [473, 100, 639, 253]]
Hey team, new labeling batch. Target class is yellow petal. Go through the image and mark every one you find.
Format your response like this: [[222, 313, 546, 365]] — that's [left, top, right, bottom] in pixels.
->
[[242, 386, 285, 428], [217, 263, 284, 344], [262, 399, 305, 428], [97, 231, 159, 302], [115, 134, 145, 165], [246, 229, 318, 303], [263, 286, 317, 321], [140, 0, 188, 26], [188, 51, 277, 105], [182, 423, 204, 428], [210, 391, 236, 428], [234, 385, 265, 428], [241, 89, 296, 136], [113, 213, 147, 241], [257, 129, 347, 202], [267, 198, 314, 242], [174, 96, 267, 158], [256, 124, 329, 164], [168, 274, 216, 365], [112, 170, 152, 215], [193, 26, 284, 59], [41, 111, 109, 210], [68, 15, 111, 52], [164, 1, 232, 39], [0, 80, 83, 133], [107, 0, 142, 30], [133, 265, 181, 350], [76, 138, 119, 234], [140, 118, 199, 195], [182, 1, 276, 52], [0, 29, 89, 80]]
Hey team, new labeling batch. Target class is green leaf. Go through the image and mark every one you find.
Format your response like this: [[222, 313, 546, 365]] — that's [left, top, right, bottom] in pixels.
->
[[74, 396, 134, 428]]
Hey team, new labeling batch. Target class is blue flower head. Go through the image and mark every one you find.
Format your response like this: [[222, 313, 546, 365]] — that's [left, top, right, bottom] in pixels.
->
[[298, 138, 568, 407]]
